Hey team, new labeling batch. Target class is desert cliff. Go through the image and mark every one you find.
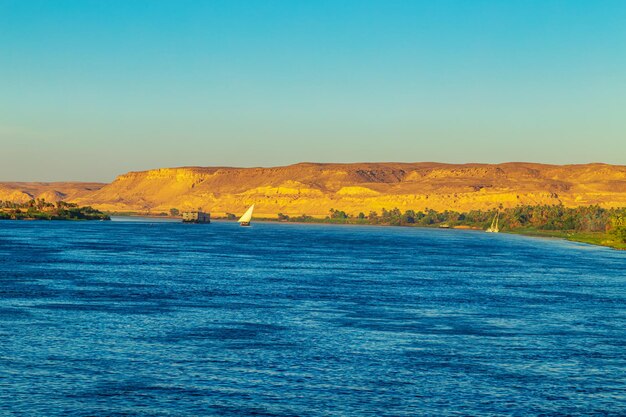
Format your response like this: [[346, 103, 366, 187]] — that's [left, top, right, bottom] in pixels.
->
[[2, 162, 625, 217]]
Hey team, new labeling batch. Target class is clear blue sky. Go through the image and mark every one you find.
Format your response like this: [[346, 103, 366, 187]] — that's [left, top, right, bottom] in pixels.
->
[[1, 0, 625, 181]]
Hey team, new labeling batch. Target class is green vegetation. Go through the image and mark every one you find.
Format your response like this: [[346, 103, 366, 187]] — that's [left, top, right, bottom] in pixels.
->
[[610, 209, 626, 243], [275, 205, 626, 250], [507, 229, 626, 250], [0, 199, 110, 221]]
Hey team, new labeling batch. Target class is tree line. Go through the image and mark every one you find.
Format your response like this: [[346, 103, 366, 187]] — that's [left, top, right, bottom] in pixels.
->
[[276, 205, 626, 243], [0, 199, 110, 220]]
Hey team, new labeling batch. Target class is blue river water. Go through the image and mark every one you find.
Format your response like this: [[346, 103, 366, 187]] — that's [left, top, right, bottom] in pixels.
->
[[0, 218, 625, 416]]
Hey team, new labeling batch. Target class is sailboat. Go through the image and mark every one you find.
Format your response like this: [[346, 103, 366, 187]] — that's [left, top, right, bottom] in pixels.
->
[[486, 211, 499, 233], [238, 204, 254, 227]]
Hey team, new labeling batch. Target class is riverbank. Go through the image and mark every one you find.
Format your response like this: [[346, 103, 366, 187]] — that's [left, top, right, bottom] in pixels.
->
[[0, 202, 110, 221], [238, 216, 626, 251], [253, 217, 626, 250], [507, 229, 626, 250], [0, 211, 110, 221], [107, 210, 626, 251]]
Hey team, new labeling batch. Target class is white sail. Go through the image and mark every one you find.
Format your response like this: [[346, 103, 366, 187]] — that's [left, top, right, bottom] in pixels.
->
[[238, 204, 255, 224], [486, 211, 499, 233]]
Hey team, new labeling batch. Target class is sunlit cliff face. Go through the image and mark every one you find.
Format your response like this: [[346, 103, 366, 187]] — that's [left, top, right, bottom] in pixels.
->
[[2, 162, 626, 216]]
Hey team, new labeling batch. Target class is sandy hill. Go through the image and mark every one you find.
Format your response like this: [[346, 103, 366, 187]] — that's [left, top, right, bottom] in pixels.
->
[[0, 182, 105, 204], [47, 162, 626, 216]]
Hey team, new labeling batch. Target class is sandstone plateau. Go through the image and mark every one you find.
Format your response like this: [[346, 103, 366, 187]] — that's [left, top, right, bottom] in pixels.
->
[[2, 162, 626, 217]]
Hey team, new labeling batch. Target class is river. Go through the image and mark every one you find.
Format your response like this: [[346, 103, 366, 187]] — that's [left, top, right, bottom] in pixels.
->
[[1, 219, 624, 415]]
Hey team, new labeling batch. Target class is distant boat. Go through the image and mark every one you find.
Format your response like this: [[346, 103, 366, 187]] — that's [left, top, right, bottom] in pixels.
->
[[486, 211, 499, 233], [181, 211, 210, 223], [238, 204, 254, 227]]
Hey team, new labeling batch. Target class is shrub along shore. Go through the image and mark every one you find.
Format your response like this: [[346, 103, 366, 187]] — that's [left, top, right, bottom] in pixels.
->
[[267, 205, 626, 250], [0, 199, 110, 221]]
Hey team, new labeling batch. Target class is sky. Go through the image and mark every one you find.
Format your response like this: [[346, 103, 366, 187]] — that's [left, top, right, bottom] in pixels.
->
[[1, 0, 625, 182]]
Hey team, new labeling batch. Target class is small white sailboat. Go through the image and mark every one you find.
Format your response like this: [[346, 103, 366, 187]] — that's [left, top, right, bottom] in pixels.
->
[[486, 211, 500, 233], [238, 204, 255, 227]]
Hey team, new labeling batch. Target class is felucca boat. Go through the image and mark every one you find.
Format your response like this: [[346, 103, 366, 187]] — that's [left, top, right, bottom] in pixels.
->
[[238, 204, 255, 227], [486, 211, 499, 233]]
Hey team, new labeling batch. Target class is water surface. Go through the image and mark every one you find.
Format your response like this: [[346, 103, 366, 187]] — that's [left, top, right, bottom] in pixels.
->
[[1, 219, 625, 416]]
